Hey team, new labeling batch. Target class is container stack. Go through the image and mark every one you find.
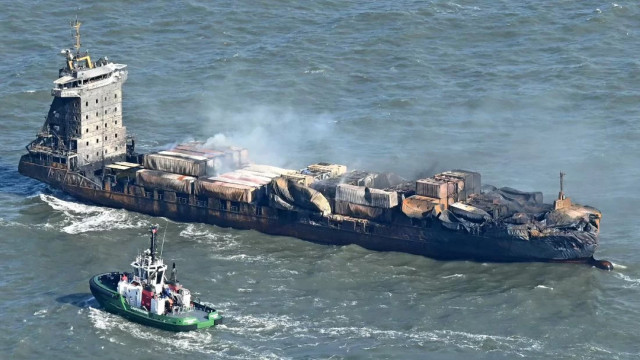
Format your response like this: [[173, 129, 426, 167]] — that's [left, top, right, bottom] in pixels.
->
[[194, 179, 259, 203], [333, 184, 399, 222], [434, 170, 481, 201], [415, 178, 457, 206], [194, 164, 300, 204], [143, 142, 250, 178], [143, 153, 208, 177], [136, 169, 196, 194]]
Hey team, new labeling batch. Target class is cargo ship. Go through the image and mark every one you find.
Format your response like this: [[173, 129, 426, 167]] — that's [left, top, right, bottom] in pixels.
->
[[89, 225, 223, 331], [18, 22, 612, 269]]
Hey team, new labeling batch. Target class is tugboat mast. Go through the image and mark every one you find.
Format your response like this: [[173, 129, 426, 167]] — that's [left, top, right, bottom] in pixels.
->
[[149, 225, 158, 263]]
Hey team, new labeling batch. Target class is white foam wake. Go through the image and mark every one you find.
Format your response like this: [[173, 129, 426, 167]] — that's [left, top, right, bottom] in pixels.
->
[[40, 194, 149, 234]]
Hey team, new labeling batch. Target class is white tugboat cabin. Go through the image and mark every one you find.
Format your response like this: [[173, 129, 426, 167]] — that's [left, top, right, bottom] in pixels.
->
[[117, 225, 191, 315]]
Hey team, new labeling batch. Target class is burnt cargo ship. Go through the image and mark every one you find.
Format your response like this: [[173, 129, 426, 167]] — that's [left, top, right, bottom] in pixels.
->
[[18, 23, 611, 269]]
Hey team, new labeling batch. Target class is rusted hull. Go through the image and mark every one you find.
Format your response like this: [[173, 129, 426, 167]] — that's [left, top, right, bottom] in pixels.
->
[[18, 159, 597, 264]]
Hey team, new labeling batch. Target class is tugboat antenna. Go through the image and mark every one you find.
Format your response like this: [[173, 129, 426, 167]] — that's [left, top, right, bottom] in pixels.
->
[[150, 225, 158, 262], [160, 219, 168, 257]]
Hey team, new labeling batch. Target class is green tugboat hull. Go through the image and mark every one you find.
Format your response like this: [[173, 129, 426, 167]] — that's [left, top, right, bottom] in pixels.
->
[[89, 272, 222, 332]]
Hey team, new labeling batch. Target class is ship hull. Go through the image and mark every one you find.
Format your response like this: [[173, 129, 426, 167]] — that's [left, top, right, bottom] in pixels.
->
[[20, 159, 597, 264], [89, 272, 222, 332]]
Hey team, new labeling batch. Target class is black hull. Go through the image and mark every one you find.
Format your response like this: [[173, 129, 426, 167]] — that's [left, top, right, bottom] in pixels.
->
[[20, 159, 598, 264]]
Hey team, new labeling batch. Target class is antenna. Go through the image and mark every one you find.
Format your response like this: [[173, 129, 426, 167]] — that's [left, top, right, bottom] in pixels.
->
[[160, 219, 168, 257], [72, 17, 82, 52], [558, 171, 566, 200], [149, 224, 158, 262]]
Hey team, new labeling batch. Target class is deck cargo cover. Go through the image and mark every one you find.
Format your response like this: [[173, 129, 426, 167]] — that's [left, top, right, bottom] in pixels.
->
[[136, 169, 195, 194]]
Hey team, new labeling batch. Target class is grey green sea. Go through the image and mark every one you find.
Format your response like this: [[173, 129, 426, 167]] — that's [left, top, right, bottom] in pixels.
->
[[1, 1, 639, 359]]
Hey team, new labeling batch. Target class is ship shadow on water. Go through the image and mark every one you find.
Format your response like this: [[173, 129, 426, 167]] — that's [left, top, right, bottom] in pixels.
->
[[56, 293, 97, 309]]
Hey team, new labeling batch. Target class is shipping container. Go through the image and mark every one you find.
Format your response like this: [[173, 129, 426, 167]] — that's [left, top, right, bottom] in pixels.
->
[[334, 200, 393, 222], [282, 173, 315, 186], [335, 184, 399, 208], [143, 153, 206, 177], [306, 163, 347, 177], [135, 169, 195, 194], [436, 170, 482, 200], [243, 164, 298, 176], [194, 178, 258, 203], [451, 170, 481, 195], [218, 170, 272, 185], [416, 178, 456, 200]]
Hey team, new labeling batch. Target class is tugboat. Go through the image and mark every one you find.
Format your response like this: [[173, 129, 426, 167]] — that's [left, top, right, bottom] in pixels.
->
[[89, 225, 223, 331]]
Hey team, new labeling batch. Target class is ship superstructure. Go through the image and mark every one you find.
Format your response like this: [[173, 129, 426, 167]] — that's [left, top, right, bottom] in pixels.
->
[[25, 20, 129, 175]]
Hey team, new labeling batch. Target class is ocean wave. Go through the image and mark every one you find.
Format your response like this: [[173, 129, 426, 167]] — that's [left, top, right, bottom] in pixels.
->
[[40, 194, 149, 234], [442, 273, 465, 279], [88, 306, 282, 358], [614, 272, 640, 288], [219, 309, 542, 356]]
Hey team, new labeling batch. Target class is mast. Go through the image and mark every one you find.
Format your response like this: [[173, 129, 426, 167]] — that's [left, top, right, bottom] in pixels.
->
[[150, 225, 158, 263]]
